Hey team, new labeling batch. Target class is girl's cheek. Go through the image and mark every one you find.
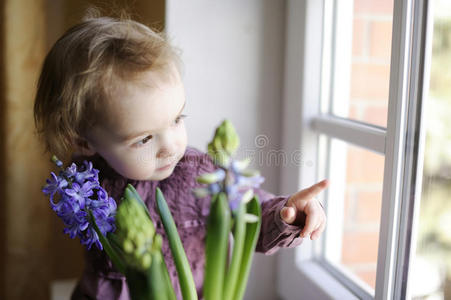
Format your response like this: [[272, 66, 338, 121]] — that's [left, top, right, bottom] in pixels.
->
[[177, 123, 188, 146], [135, 148, 156, 166]]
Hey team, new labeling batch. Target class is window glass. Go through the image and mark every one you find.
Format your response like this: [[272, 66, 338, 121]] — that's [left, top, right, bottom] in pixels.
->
[[322, 137, 384, 291], [325, 0, 394, 127]]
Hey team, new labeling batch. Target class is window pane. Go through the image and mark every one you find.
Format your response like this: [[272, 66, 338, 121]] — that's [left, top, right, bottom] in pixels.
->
[[412, 1, 451, 299], [322, 137, 384, 291], [323, 0, 394, 127]]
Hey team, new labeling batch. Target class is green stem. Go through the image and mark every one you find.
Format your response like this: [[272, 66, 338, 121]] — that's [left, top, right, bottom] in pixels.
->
[[89, 210, 126, 274], [233, 196, 261, 300], [204, 193, 231, 300], [158, 252, 177, 300], [126, 269, 152, 300], [155, 188, 198, 300], [223, 200, 246, 300], [147, 251, 176, 300]]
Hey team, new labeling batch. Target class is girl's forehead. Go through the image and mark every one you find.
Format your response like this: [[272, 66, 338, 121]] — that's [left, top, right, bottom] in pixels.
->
[[102, 74, 185, 138]]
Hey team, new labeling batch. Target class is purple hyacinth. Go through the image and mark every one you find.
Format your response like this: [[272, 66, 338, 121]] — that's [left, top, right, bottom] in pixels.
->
[[194, 157, 264, 211], [63, 161, 99, 185], [42, 172, 68, 202], [226, 166, 264, 211], [42, 156, 117, 250], [64, 181, 95, 210]]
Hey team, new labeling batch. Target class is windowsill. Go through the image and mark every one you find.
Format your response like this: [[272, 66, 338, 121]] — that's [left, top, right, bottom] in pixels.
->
[[277, 245, 363, 300], [295, 260, 360, 300]]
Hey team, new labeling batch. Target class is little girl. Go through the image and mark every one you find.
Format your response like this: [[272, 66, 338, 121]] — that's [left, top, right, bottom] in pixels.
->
[[34, 14, 327, 300]]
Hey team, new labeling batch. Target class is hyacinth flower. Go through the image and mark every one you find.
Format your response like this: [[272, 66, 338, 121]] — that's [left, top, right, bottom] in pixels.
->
[[195, 120, 263, 300], [42, 155, 116, 250]]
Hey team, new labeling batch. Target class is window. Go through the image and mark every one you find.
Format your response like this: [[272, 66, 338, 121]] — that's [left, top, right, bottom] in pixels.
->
[[278, 0, 435, 299]]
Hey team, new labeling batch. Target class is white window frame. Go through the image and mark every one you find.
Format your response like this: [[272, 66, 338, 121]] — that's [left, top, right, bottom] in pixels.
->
[[277, 0, 432, 299]]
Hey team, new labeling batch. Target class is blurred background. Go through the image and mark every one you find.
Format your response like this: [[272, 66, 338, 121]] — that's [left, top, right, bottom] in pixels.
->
[[1, 0, 450, 299]]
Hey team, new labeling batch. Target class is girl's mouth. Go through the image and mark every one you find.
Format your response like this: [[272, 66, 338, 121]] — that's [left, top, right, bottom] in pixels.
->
[[156, 162, 173, 171]]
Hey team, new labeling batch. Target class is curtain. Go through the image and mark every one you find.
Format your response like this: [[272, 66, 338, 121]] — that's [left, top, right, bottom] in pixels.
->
[[1, 0, 56, 299]]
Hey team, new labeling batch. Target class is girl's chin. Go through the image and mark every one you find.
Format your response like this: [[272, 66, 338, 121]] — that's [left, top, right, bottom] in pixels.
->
[[146, 168, 175, 181]]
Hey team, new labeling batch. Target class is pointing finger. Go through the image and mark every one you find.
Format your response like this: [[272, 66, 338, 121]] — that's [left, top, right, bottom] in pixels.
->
[[297, 179, 329, 200]]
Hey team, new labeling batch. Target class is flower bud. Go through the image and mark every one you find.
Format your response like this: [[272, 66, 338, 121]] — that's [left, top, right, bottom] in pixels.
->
[[116, 194, 156, 271], [208, 120, 240, 166], [51, 155, 63, 168]]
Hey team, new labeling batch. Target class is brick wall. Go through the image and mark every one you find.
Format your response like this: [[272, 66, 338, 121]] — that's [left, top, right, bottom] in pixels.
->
[[339, 0, 393, 289], [349, 0, 393, 127]]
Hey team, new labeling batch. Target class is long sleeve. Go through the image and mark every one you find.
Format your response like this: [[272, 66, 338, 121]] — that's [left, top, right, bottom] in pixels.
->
[[254, 189, 305, 255]]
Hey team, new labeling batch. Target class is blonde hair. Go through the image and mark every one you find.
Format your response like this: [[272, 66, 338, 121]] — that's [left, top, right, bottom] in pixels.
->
[[34, 13, 181, 160]]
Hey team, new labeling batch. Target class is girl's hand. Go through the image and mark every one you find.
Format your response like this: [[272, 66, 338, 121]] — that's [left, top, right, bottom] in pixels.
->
[[279, 179, 329, 240]]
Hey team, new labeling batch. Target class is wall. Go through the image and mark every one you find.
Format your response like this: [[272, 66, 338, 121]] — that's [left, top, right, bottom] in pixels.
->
[[166, 1, 286, 299]]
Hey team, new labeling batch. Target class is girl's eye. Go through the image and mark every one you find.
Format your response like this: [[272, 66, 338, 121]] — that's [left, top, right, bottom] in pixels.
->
[[174, 114, 187, 125], [136, 135, 153, 147]]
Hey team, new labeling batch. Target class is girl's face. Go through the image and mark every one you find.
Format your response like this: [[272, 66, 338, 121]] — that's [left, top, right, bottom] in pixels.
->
[[84, 69, 188, 181]]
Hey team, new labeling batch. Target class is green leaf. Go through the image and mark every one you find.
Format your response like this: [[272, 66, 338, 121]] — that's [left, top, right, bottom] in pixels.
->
[[233, 196, 262, 300], [147, 251, 176, 300], [125, 269, 147, 300], [155, 188, 198, 300], [158, 252, 177, 300], [223, 200, 246, 300], [107, 232, 126, 258], [125, 184, 152, 220], [88, 210, 126, 274], [204, 193, 231, 300]]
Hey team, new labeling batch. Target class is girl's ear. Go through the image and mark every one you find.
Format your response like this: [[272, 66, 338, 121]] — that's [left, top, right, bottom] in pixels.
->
[[73, 137, 96, 156]]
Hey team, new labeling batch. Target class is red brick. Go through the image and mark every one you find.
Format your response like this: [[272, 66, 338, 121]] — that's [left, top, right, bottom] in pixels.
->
[[355, 190, 383, 223], [341, 231, 379, 264], [346, 146, 385, 183], [369, 20, 393, 59], [347, 101, 388, 127], [353, 19, 366, 56], [344, 189, 355, 224], [354, 269, 377, 289], [354, 0, 394, 15], [361, 104, 388, 127], [350, 63, 391, 100], [348, 104, 360, 119]]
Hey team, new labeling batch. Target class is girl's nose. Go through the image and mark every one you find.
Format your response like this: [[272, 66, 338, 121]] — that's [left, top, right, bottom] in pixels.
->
[[157, 147, 174, 159], [156, 132, 177, 159]]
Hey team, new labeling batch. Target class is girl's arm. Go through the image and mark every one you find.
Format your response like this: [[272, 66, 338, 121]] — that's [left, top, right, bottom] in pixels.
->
[[254, 189, 305, 255]]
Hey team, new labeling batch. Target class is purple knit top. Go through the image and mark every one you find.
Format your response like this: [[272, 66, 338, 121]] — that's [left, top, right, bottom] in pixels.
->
[[71, 147, 304, 300]]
